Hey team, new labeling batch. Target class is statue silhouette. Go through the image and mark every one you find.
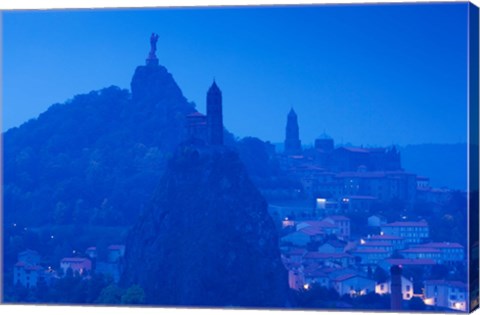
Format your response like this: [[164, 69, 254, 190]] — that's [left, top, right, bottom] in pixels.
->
[[150, 33, 159, 54]]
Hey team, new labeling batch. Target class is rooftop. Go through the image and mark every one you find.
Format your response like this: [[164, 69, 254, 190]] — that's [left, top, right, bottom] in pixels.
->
[[361, 241, 393, 247], [353, 248, 389, 254], [400, 248, 441, 253], [61, 257, 90, 263], [305, 270, 329, 278], [424, 280, 467, 289], [370, 234, 404, 241], [382, 221, 428, 227], [108, 245, 126, 251], [415, 242, 463, 249], [299, 226, 325, 236], [304, 252, 353, 259], [384, 258, 436, 266], [332, 273, 358, 282], [298, 220, 336, 229], [325, 215, 350, 221], [323, 240, 347, 248]]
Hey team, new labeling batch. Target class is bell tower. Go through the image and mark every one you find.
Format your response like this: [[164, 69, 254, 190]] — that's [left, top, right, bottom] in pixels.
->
[[207, 80, 223, 146], [284, 108, 302, 155]]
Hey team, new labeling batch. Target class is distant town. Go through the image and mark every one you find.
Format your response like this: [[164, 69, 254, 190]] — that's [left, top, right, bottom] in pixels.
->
[[4, 32, 473, 311]]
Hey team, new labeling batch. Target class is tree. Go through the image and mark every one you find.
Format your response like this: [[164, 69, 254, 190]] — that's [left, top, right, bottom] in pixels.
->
[[34, 276, 50, 302], [96, 284, 124, 304], [408, 297, 426, 310], [86, 273, 109, 303], [293, 283, 340, 308], [373, 267, 388, 283], [121, 285, 146, 305]]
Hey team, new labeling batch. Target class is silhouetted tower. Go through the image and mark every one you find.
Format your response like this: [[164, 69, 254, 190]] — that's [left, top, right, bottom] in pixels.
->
[[390, 265, 403, 310], [207, 80, 223, 146], [284, 108, 302, 155]]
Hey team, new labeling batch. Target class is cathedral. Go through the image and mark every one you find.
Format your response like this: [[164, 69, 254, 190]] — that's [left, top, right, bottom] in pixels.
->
[[284, 108, 302, 155]]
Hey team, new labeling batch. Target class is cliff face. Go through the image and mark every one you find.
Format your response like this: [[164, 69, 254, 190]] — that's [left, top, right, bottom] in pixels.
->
[[122, 145, 288, 307], [128, 64, 195, 149]]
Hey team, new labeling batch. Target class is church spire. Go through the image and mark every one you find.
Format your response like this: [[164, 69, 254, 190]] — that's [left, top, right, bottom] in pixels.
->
[[207, 80, 223, 146], [284, 107, 301, 155]]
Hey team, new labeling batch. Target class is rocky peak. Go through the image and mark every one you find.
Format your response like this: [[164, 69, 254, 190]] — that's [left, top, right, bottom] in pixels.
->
[[122, 144, 288, 307], [131, 64, 189, 108]]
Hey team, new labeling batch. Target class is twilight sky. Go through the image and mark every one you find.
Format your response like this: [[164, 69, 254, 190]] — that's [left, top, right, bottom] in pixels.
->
[[2, 3, 469, 146]]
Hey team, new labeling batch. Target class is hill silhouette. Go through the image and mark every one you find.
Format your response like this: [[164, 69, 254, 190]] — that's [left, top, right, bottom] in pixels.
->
[[3, 62, 287, 228], [3, 63, 196, 227]]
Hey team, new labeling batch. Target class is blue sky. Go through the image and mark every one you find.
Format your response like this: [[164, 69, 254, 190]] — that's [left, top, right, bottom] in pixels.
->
[[2, 3, 469, 146]]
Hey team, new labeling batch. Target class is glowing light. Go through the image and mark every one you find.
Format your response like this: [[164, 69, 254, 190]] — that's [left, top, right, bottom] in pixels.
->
[[303, 283, 310, 290], [316, 198, 327, 209], [453, 302, 464, 310], [380, 231, 384, 236], [342, 198, 350, 203], [360, 239, 366, 245], [13, 223, 17, 227], [72, 250, 76, 254], [50, 235, 55, 239], [423, 298, 435, 306], [282, 217, 295, 228]]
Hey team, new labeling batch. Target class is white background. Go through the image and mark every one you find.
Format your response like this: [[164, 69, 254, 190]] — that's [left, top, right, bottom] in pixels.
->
[[0, 1, 478, 315]]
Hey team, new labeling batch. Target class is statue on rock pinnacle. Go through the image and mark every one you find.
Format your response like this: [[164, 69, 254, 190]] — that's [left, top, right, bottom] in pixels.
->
[[146, 33, 159, 66]]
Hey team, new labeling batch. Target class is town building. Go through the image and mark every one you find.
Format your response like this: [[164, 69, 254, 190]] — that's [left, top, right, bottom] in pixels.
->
[[13, 262, 44, 288], [357, 240, 394, 255], [380, 220, 429, 244], [60, 257, 92, 276], [108, 244, 126, 263], [399, 247, 442, 263], [303, 252, 354, 269], [186, 111, 207, 142], [85, 246, 97, 260], [413, 242, 465, 264], [322, 215, 351, 240], [377, 259, 437, 277], [304, 269, 331, 289], [368, 234, 406, 251], [351, 248, 390, 266], [375, 276, 414, 300], [318, 240, 346, 254], [331, 273, 376, 297], [423, 280, 467, 311], [17, 249, 40, 266], [13, 249, 44, 288]]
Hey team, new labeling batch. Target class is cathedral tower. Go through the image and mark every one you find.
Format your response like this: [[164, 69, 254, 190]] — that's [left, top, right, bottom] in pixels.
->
[[207, 80, 223, 146], [284, 108, 302, 155]]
